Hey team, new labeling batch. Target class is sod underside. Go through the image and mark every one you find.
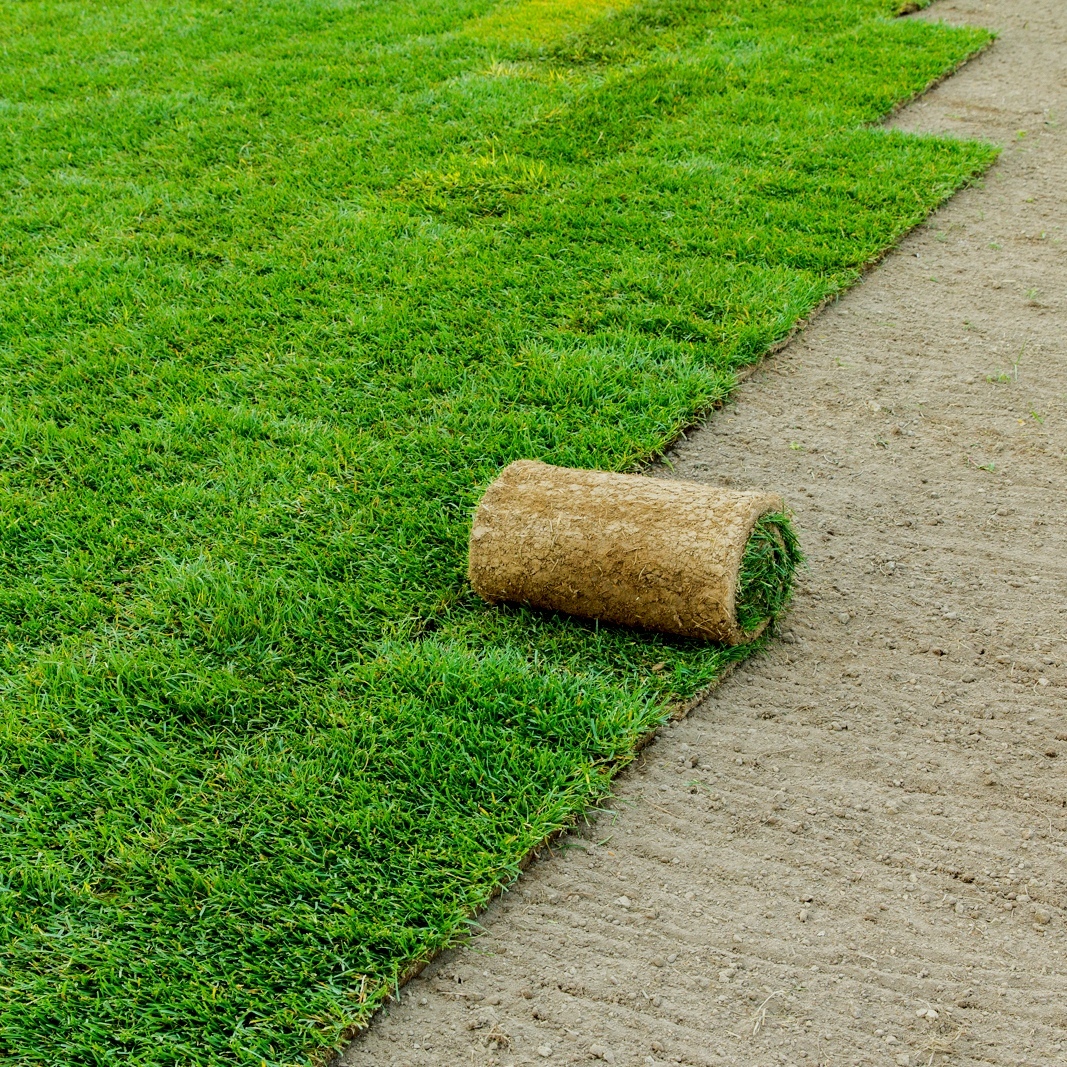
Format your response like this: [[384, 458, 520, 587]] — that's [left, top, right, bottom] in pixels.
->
[[0, 1, 995, 1062]]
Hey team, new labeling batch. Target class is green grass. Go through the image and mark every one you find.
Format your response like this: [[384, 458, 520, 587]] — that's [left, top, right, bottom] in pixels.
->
[[736, 512, 803, 634], [0, 0, 995, 1062]]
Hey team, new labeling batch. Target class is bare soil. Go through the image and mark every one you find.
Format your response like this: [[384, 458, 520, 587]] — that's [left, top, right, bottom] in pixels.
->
[[340, 1, 1067, 1064]]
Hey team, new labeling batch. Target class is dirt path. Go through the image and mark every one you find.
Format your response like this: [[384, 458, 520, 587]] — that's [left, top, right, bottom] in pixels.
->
[[341, 2, 1066, 1064]]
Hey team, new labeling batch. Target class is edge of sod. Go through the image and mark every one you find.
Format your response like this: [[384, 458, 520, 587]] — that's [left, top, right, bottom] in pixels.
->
[[637, 141, 1000, 469], [325, 640, 759, 1063], [879, 29, 998, 119]]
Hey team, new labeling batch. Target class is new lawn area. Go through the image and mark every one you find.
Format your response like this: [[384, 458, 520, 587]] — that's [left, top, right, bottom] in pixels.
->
[[0, 0, 994, 1062]]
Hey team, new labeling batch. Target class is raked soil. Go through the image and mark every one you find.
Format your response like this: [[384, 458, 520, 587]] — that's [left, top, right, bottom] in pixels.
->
[[340, 1, 1067, 1064]]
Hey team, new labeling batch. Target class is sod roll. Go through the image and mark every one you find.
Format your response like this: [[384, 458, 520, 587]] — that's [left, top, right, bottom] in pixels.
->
[[468, 460, 800, 644]]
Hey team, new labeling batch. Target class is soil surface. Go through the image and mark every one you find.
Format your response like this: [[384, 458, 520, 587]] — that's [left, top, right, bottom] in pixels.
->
[[340, 1, 1066, 1064]]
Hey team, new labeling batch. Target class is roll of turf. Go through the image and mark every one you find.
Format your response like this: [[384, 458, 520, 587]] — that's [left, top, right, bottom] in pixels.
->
[[468, 460, 800, 645]]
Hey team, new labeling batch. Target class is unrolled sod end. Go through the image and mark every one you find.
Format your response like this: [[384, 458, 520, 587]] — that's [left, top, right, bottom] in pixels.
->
[[468, 460, 801, 645]]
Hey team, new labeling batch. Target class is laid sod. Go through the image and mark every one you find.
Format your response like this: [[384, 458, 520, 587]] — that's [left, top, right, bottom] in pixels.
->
[[0, 0, 995, 1062]]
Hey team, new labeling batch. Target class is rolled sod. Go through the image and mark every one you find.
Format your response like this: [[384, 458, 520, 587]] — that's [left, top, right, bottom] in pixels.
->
[[469, 461, 801, 644]]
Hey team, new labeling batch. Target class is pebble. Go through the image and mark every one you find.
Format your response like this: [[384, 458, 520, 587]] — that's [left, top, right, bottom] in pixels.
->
[[1033, 906, 1052, 924], [667, 953, 678, 963], [616, 896, 632, 908], [651, 956, 665, 967], [799, 909, 809, 922], [589, 1043, 615, 1063], [838, 612, 850, 625], [538, 1044, 553, 1058]]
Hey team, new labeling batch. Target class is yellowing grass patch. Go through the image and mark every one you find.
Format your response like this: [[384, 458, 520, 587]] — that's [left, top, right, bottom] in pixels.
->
[[466, 0, 623, 47]]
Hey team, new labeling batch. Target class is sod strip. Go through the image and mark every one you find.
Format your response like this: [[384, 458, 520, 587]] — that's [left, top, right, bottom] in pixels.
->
[[0, 1, 995, 1062]]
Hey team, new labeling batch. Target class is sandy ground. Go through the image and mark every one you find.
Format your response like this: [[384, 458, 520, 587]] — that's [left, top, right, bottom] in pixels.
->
[[340, 1, 1066, 1064]]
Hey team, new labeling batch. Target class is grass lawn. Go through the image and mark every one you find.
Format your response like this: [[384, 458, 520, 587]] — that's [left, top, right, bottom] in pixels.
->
[[0, 0, 994, 1062]]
